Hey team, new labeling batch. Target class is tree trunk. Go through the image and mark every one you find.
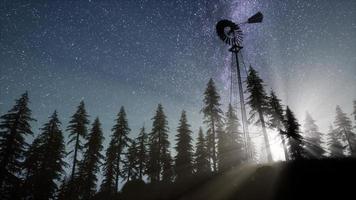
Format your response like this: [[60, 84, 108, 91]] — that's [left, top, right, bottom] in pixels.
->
[[211, 119, 217, 172], [157, 130, 161, 181], [343, 128, 354, 155], [71, 133, 80, 180], [127, 167, 131, 182], [259, 111, 272, 162], [139, 160, 143, 180], [281, 134, 289, 161], [277, 125, 289, 161], [115, 141, 122, 192], [115, 159, 120, 191]]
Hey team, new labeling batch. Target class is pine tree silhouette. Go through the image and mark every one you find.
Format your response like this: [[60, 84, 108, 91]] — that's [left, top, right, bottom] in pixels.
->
[[327, 125, 344, 158], [66, 101, 89, 181], [201, 78, 223, 172], [100, 106, 131, 195], [57, 177, 69, 200], [161, 147, 173, 183], [353, 100, 356, 121], [112, 106, 131, 190], [174, 110, 194, 181], [217, 121, 228, 171], [99, 136, 117, 195], [23, 136, 42, 189], [23, 134, 43, 199], [0, 92, 35, 199], [76, 117, 104, 200], [147, 104, 171, 182], [23, 111, 66, 199], [122, 140, 139, 182], [284, 107, 304, 160], [353, 100, 356, 132], [246, 66, 272, 162], [194, 127, 211, 176], [135, 126, 148, 180], [334, 105, 356, 156], [220, 104, 244, 170], [303, 112, 325, 158], [267, 90, 289, 161]]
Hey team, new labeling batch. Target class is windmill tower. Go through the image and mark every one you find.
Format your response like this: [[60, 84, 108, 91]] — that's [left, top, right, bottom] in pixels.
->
[[216, 12, 263, 160]]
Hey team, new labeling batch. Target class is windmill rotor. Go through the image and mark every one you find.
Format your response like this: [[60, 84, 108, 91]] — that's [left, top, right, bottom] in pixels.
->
[[216, 19, 243, 46], [216, 12, 264, 47]]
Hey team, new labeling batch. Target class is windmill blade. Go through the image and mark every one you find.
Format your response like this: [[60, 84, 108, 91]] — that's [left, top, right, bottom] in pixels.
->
[[247, 12, 263, 23]]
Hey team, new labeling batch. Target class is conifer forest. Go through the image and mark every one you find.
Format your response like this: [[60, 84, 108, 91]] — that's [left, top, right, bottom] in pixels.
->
[[1, 1, 356, 200]]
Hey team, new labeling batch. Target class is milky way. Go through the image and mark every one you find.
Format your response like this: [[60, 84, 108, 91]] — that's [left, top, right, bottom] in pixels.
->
[[1, 0, 356, 160]]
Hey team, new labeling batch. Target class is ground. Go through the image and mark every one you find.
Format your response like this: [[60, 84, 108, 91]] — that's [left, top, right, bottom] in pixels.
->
[[116, 158, 356, 200]]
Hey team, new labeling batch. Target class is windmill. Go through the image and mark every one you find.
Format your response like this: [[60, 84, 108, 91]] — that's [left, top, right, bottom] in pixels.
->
[[216, 12, 263, 160]]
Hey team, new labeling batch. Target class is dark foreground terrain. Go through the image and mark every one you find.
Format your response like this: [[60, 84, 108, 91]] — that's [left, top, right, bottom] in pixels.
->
[[104, 158, 356, 200]]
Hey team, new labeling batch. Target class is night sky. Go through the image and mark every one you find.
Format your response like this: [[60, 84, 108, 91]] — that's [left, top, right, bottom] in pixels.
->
[[1, 0, 356, 160]]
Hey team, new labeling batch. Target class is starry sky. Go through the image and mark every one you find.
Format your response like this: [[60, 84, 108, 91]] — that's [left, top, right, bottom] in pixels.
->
[[1, 0, 356, 160]]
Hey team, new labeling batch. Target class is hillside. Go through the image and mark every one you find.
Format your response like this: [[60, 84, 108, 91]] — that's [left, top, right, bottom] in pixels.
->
[[117, 158, 356, 200]]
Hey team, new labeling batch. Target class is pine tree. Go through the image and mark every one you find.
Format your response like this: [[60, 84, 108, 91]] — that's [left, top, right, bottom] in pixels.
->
[[147, 133, 160, 183], [284, 107, 304, 160], [122, 140, 139, 182], [303, 112, 325, 158], [100, 107, 131, 194], [221, 104, 244, 170], [111, 106, 131, 190], [0, 92, 35, 198], [245, 66, 272, 162], [353, 100, 356, 122], [353, 100, 356, 134], [205, 129, 214, 170], [23, 111, 66, 199], [161, 147, 173, 183], [267, 90, 289, 161], [100, 138, 117, 195], [66, 101, 89, 181], [147, 104, 171, 182], [248, 138, 258, 163], [217, 122, 228, 171], [58, 177, 77, 200], [57, 177, 69, 200], [136, 126, 148, 180], [174, 110, 194, 181], [23, 137, 41, 181], [22, 136, 42, 198], [194, 127, 211, 176], [334, 105, 356, 156], [76, 117, 104, 200], [327, 125, 344, 157], [201, 78, 223, 172]]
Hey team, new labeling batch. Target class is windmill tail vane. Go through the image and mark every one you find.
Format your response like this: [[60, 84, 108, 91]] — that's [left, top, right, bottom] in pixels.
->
[[247, 12, 263, 24]]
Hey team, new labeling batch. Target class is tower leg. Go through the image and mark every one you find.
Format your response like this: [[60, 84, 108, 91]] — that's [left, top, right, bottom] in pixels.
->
[[231, 48, 251, 160]]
